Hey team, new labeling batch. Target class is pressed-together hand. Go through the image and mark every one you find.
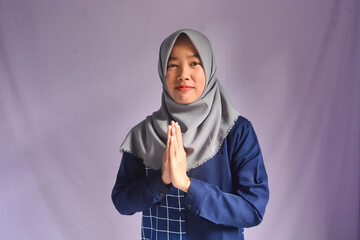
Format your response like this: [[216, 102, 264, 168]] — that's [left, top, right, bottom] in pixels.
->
[[161, 125, 172, 185], [161, 121, 191, 192]]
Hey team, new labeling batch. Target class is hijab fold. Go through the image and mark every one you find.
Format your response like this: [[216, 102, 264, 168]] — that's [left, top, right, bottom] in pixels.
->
[[120, 29, 239, 170]]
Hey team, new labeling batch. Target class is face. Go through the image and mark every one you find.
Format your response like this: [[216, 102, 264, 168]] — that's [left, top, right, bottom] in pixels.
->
[[165, 35, 206, 104]]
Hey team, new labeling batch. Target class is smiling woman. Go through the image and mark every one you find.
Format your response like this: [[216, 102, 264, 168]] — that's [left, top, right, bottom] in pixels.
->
[[165, 34, 206, 104], [112, 29, 269, 240]]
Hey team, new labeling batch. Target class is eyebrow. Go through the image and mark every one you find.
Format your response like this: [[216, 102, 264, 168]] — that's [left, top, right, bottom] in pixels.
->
[[168, 54, 200, 61]]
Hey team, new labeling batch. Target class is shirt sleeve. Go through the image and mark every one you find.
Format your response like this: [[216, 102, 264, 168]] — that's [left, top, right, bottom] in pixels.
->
[[111, 152, 171, 215], [184, 120, 269, 228]]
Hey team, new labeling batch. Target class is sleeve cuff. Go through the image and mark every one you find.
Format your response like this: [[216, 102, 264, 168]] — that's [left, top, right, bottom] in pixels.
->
[[184, 178, 206, 215], [145, 170, 171, 202]]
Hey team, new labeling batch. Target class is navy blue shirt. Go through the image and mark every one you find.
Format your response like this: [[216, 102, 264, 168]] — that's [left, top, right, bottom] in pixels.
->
[[112, 116, 269, 239]]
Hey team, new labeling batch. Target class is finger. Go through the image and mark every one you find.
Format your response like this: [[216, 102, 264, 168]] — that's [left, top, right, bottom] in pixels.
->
[[171, 123, 176, 137], [174, 122, 183, 150], [173, 122, 179, 145], [165, 126, 171, 153], [172, 129, 178, 156], [169, 136, 175, 160], [164, 125, 171, 160], [175, 122, 183, 147], [167, 125, 171, 145]]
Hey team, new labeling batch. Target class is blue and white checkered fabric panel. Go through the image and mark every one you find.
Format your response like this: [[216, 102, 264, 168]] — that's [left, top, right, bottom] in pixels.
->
[[142, 167, 186, 240]]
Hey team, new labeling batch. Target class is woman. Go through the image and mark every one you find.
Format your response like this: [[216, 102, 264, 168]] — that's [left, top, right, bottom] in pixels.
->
[[112, 29, 269, 240]]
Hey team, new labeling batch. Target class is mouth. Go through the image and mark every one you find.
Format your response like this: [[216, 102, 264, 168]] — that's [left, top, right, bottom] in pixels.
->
[[176, 85, 194, 91]]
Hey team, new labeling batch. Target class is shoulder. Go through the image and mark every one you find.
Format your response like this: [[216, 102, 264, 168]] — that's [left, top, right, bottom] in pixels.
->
[[228, 115, 254, 138], [226, 115, 260, 151]]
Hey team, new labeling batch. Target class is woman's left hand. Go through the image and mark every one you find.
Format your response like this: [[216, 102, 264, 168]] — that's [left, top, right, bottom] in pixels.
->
[[168, 121, 191, 193]]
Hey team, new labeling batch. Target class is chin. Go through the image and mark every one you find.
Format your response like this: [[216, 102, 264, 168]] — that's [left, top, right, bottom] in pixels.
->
[[174, 97, 193, 105], [172, 93, 199, 104]]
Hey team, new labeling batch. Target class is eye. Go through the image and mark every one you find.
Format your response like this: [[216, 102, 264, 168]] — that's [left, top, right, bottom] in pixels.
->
[[167, 64, 177, 69], [190, 62, 201, 67]]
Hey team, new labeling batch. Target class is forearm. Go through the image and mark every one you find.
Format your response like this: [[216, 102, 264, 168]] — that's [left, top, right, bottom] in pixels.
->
[[112, 170, 170, 215], [185, 177, 268, 228], [111, 152, 170, 215]]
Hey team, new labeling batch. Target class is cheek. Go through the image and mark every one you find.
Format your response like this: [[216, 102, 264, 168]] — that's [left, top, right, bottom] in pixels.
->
[[165, 73, 178, 97], [196, 71, 206, 93]]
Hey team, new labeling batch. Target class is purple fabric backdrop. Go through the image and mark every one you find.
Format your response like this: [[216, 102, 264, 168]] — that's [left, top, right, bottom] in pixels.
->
[[1, 0, 359, 239]]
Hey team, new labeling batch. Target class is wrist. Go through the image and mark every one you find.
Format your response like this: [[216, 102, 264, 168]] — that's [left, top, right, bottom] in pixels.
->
[[181, 177, 191, 193], [161, 175, 171, 185]]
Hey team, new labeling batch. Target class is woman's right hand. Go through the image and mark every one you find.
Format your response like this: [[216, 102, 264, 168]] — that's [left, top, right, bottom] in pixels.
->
[[161, 125, 172, 185]]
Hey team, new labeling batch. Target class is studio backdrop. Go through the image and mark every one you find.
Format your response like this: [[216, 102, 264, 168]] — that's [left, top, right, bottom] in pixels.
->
[[0, 0, 359, 239]]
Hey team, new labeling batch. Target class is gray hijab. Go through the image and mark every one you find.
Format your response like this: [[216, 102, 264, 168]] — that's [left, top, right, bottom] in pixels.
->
[[120, 29, 239, 170]]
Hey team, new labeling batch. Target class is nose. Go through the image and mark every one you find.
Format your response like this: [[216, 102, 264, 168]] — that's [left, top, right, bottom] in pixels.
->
[[177, 65, 190, 81]]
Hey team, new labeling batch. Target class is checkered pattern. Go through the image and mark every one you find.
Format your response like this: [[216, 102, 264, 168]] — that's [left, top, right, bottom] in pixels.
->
[[142, 167, 186, 240]]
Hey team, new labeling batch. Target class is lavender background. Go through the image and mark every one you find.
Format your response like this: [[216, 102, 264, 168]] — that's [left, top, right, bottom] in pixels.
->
[[1, 0, 359, 239]]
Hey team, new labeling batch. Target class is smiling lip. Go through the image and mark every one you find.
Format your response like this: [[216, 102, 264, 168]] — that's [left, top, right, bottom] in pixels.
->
[[176, 85, 194, 91]]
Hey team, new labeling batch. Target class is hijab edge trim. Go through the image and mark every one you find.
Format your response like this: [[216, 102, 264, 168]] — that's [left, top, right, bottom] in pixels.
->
[[119, 115, 240, 171]]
